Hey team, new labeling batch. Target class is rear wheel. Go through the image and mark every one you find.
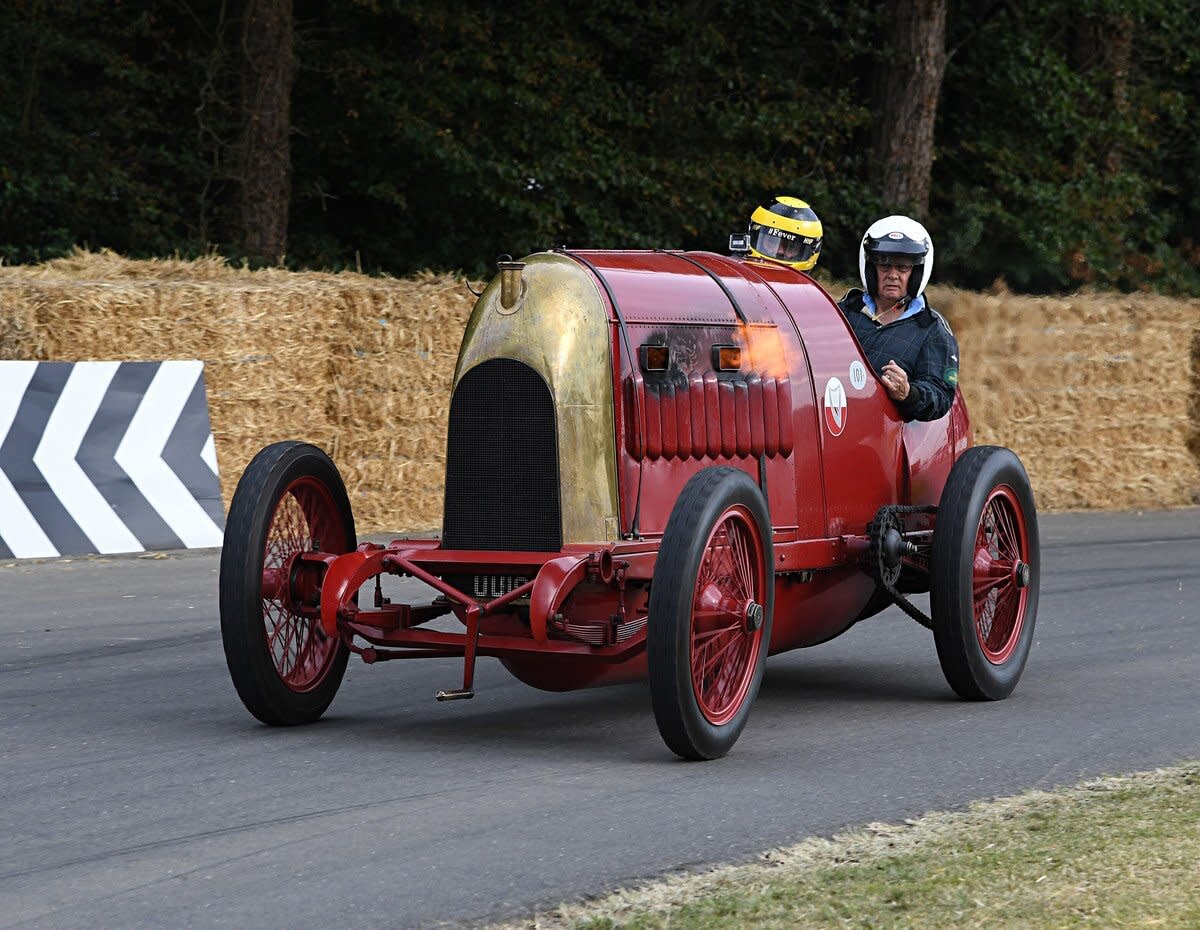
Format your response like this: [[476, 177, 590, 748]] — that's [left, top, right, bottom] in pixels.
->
[[931, 446, 1039, 700], [219, 441, 355, 725], [649, 467, 774, 760]]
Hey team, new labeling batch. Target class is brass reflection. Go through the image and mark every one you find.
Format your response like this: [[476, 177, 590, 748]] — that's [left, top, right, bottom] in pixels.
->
[[454, 253, 620, 545]]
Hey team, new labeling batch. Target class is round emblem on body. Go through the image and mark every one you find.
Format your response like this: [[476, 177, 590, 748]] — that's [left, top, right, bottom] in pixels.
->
[[823, 377, 847, 437], [849, 360, 868, 390]]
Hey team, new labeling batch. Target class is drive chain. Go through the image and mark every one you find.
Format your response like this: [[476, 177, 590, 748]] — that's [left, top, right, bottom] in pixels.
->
[[867, 504, 937, 631]]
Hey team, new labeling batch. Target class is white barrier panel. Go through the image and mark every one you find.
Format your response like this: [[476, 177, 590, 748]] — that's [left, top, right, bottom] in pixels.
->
[[0, 361, 225, 559]]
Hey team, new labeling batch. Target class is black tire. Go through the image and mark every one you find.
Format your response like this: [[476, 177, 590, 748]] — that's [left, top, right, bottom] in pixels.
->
[[648, 467, 774, 760], [219, 441, 356, 725], [931, 445, 1040, 700]]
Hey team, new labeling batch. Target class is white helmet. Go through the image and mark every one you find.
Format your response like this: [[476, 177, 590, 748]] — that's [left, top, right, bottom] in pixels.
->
[[858, 215, 934, 300]]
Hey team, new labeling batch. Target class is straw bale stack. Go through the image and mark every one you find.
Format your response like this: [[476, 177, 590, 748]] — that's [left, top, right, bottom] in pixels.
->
[[0, 250, 477, 532], [1, 250, 1197, 533], [321, 272, 474, 529], [931, 285, 1200, 511]]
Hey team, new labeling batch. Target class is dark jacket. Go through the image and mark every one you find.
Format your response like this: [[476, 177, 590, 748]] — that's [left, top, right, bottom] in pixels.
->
[[837, 289, 959, 422]]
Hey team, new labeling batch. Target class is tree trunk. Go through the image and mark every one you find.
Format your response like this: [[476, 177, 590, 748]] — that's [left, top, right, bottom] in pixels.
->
[[239, 0, 294, 265], [871, 0, 948, 218]]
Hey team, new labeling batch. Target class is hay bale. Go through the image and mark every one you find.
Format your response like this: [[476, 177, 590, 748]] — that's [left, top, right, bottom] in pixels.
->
[[0, 250, 479, 532], [933, 286, 1200, 510], [1, 250, 1197, 532]]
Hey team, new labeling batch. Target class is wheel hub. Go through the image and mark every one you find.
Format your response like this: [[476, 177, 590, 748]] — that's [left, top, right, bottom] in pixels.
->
[[1013, 560, 1031, 588], [744, 601, 764, 632]]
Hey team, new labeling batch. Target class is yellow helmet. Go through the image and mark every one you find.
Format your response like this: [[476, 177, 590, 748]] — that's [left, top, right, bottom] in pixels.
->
[[747, 196, 822, 271]]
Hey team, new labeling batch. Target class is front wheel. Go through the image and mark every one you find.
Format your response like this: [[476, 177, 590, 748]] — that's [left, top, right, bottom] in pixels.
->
[[219, 441, 356, 725], [931, 445, 1040, 700], [648, 467, 774, 760]]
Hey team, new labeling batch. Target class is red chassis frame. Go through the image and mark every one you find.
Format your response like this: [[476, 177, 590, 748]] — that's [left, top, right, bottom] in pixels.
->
[[311, 528, 892, 698]]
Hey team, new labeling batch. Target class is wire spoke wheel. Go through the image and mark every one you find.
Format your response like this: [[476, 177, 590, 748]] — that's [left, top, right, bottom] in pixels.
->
[[261, 478, 345, 691], [971, 486, 1031, 664], [649, 468, 774, 760], [220, 442, 356, 725], [932, 446, 1040, 701], [689, 507, 766, 725]]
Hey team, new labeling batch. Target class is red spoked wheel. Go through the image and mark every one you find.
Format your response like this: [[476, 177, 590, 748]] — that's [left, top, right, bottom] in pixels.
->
[[261, 477, 345, 690], [972, 486, 1031, 664], [650, 468, 774, 760], [220, 442, 356, 725], [932, 446, 1040, 700], [689, 506, 768, 726]]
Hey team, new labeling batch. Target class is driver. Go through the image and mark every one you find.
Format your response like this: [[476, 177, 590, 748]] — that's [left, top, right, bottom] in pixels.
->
[[745, 196, 823, 271], [838, 215, 959, 422]]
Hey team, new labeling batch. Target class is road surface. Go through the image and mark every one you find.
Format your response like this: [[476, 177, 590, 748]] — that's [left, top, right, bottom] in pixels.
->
[[1, 509, 1197, 928]]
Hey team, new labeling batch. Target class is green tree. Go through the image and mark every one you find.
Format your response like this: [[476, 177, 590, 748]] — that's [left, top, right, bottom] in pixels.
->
[[0, 0, 228, 262], [0, 0, 1196, 295], [934, 0, 1200, 292], [287, 0, 876, 280]]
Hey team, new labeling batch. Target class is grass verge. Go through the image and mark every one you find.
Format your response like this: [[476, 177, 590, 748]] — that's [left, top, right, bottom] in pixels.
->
[[489, 761, 1200, 930]]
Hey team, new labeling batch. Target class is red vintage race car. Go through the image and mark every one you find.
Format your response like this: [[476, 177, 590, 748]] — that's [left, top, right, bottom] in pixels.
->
[[219, 249, 1040, 760]]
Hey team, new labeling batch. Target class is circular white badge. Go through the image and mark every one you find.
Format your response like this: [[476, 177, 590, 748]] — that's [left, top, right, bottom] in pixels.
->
[[849, 360, 868, 391], [823, 377, 847, 437]]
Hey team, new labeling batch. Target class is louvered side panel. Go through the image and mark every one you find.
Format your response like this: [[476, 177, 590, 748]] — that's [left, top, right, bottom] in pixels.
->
[[643, 385, 663, 460], [747, 375, 766, 454], [733, 381, 751, 457], [762, 377, 780, 457], [775, 376, 795, 456], [623, 372, 797, 462], [674, 381, 693, 459], [659, 380, 678, 459]]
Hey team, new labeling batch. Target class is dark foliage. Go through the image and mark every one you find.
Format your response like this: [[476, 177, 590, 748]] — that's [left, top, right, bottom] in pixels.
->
[[1, 0, 1197, 293]]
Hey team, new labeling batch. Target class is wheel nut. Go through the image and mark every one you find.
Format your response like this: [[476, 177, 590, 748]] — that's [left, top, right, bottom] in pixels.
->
[[1014, 561, 1031, 588], [745, 601, 764, 632]]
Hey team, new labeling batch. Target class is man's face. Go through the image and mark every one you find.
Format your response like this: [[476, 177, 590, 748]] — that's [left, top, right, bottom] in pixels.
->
[[875, 260, 913, 303]]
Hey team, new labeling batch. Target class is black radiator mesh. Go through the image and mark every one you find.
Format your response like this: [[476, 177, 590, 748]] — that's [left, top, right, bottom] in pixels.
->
[[442, 358, 562, 551]]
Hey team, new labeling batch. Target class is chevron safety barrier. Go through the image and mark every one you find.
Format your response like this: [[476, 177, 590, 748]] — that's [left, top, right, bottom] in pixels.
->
[[0, 360, 225, 559]]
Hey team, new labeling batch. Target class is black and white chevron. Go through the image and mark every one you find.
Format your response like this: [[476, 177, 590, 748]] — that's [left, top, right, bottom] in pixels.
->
[[0, 361, 225, 559]]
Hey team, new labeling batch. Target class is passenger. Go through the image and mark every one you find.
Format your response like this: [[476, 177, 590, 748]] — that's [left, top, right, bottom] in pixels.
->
[[838, 215, 959, 422], [744, 196, 823, 271]]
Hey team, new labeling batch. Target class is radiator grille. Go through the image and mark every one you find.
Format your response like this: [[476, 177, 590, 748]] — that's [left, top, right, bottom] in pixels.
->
[[442, 358, 562, 551]]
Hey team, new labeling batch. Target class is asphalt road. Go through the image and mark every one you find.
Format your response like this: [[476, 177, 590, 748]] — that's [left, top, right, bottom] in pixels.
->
[[1, 509, 1197, 929]]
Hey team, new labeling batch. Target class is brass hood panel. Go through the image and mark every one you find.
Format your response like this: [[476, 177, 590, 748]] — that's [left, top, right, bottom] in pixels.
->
[[454, 253, 619, 545]]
